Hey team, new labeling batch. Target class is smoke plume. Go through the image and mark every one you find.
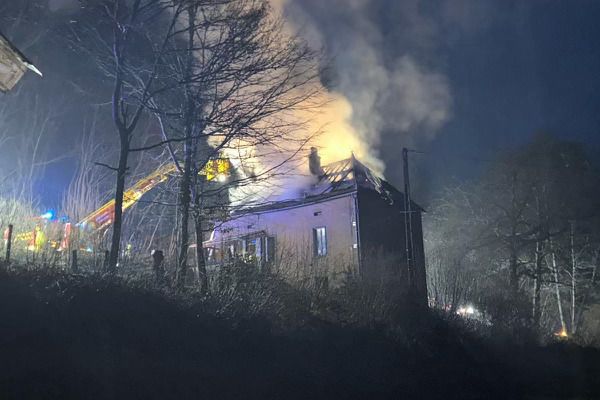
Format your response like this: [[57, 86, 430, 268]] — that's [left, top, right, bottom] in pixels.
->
[[272, 0, 453, 176]]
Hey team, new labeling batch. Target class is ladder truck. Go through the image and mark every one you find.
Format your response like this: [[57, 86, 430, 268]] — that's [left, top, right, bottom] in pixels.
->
[[11, 158, 231, 252]]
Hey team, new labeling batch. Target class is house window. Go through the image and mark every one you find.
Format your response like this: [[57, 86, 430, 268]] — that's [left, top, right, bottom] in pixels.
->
[[264, 236, 276, 263], [204, 247, 221, 264], [313, 227, 327, 257], [244, 237, 259, 258]]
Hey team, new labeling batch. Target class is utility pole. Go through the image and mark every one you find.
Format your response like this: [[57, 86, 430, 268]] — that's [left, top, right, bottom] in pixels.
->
[[402, 148, 415, 287]]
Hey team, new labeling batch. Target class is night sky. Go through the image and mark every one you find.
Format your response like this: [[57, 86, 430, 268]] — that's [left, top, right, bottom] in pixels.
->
[[424, 1, 600, 195], [4, 0, 600, 206], [285, 0, 600, 201]]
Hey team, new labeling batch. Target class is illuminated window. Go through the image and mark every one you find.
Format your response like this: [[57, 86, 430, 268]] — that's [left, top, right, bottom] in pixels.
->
[[313, 227, 327, 257], [244, 237, 259, 257]]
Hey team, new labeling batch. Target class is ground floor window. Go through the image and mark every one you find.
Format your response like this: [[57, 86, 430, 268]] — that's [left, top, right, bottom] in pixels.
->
[[218, 233, 275, 266]]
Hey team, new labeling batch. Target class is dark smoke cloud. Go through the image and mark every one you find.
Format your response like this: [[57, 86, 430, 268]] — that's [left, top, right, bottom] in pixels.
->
[[280, 1, 450, 149], [277, 0, 496, 197]]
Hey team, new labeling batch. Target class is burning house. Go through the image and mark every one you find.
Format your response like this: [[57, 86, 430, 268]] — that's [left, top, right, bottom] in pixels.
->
[[204, 150, 427, 303]]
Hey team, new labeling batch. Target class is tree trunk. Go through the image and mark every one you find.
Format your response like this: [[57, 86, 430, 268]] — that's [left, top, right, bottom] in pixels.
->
[[593, 247, 599, 284], [108, 140, 129, 273], [569, 221, 577, 334], [532, 240, 543, 328], [509, 244, 519, 293], [194, 191, 208, 294], [107, 3, 128, 275], [177, 136, 192, 287], [548, 239, 567, 335], [176, 6, 197, 288]]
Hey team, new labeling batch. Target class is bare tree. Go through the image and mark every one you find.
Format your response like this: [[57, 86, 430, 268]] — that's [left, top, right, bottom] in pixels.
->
[[0, 91, 69, 206], [61, 108, 111, 223], [426, 135, 600, 338], [74, 0, 320, 281], [136, 0, 321, 289], [73, 0, 181, 272]]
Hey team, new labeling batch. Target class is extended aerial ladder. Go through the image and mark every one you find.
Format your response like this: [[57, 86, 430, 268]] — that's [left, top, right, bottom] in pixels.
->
[[78, 163, 178, 230], [79, 158, 231, 230], [11, 158, 231, 251]]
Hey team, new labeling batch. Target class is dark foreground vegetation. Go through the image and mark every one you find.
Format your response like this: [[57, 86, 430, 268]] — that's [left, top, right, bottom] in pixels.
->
[[0, 266, 599, 400]]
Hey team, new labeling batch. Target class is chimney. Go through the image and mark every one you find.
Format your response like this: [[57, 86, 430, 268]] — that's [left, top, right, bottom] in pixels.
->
[[309, 147, 324, 177]]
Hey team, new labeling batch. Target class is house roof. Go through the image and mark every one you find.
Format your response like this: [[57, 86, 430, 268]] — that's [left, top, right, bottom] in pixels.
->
[[311, 155, 385, 196], [0, 31, 42, 93], [232, 154, 424, 215]]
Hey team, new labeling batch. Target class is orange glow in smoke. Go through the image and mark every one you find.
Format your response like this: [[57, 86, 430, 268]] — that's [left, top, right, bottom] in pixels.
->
[[299, 91, 383, 174]]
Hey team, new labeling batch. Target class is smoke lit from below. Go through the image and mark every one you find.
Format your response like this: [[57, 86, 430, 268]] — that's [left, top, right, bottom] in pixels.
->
[[306, 91, 384, 174]]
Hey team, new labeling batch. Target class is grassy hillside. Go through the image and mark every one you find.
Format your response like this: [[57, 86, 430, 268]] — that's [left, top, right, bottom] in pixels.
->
[[0, 267, 598, 400]]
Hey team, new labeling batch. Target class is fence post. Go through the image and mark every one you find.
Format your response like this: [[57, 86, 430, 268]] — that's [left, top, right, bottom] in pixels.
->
[[152, 249, 165, 284], [5, 224, 13, 263], [71, 250, 78, 273]]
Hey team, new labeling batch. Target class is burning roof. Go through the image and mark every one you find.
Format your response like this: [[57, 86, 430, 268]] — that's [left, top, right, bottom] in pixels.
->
[[312, 156, 384, 195], [233, 154, 423, 215]]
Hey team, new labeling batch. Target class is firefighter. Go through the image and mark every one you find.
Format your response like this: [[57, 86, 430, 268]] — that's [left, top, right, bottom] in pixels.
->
[[31, 225, 47, 252], [151, 249, 165, 283]]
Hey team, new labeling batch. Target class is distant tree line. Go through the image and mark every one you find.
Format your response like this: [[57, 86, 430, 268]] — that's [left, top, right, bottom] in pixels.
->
[[426, 134, 600, 343]]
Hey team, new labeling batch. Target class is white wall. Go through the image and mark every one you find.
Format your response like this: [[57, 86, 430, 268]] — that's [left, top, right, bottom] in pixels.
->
[[208, 193, 360, 282]]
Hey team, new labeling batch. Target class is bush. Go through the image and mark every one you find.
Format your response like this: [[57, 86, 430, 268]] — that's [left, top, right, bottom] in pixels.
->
[[478, 281, 538, 345]]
